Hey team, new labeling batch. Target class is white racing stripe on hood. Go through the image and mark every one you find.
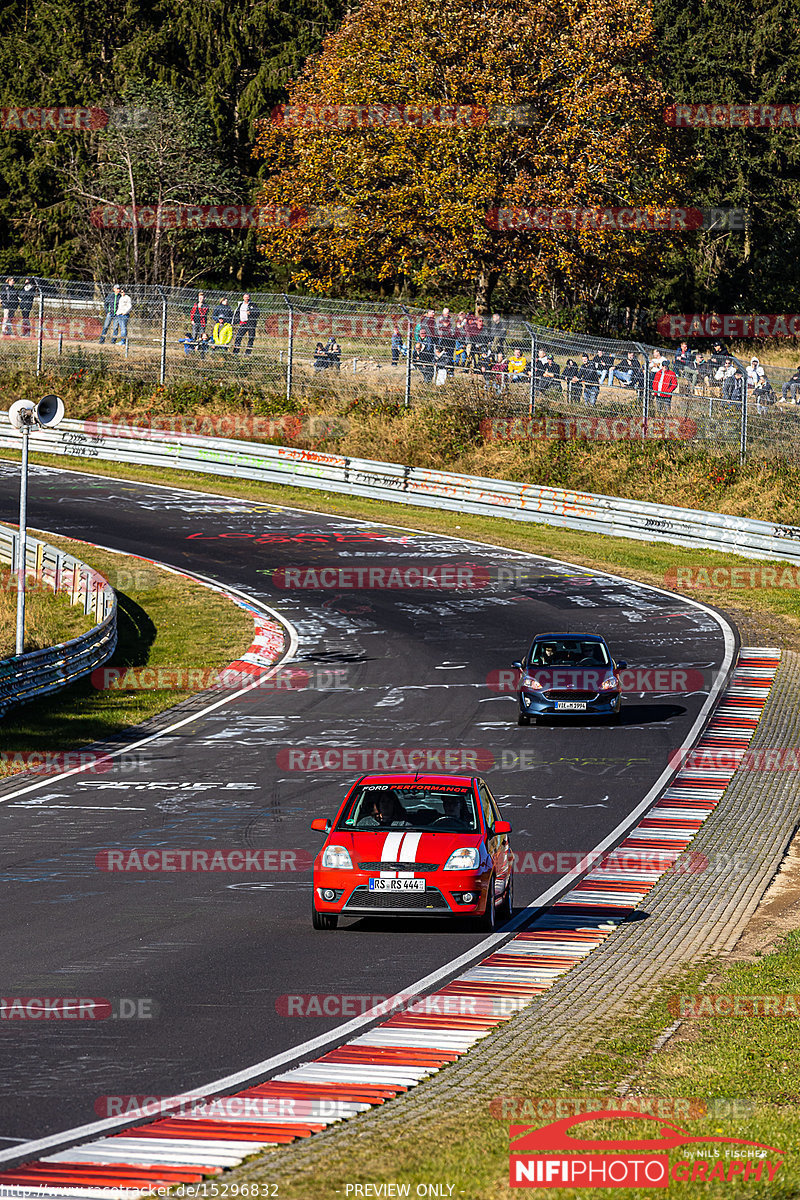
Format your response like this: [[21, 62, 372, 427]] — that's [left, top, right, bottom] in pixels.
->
[[397, 831, 422, 878], [380, 831, 405, 877]]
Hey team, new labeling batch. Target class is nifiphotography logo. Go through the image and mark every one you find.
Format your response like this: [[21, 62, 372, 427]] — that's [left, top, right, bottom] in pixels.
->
[[508, 1111, 785, 1188]]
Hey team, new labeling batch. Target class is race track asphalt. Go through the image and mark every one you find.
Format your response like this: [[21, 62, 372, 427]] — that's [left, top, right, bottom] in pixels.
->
[[0, 463, 734, 1144]]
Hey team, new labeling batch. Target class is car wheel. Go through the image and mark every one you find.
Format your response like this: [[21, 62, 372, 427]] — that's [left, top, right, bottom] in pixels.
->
[[517, 712, 531, 726], [312, 902, 338, 930], [497, 872, 513, 922], [474, 876, 497, 932]]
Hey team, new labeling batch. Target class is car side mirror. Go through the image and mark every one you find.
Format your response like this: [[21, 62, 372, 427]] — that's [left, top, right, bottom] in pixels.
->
[[311, 818, 331, 833], [616, 660, 628, 670], [494, 821, 512, 834], [511, 660, 523, 670]]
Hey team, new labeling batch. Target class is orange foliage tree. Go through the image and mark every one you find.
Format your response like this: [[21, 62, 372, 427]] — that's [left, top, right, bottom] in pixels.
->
[[253, 0, 688, 312]]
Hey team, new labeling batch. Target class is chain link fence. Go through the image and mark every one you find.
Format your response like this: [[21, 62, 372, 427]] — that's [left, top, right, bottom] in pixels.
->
[[1, 276, 799, 461]]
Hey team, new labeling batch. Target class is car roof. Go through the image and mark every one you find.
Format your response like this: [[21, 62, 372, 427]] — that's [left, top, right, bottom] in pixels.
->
[[532, 632, 607, 642], [356, 773, 477, 787]]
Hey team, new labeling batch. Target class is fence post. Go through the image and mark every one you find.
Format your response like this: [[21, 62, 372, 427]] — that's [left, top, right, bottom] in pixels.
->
[[35, 278, 44, 377], [283, 295, 294, 403], [401, 306, 413, 409], [740, 374, 748, 464], [635, 342, 649, 437], [157, 286, 168, 385], [523, 322, 537, 416]]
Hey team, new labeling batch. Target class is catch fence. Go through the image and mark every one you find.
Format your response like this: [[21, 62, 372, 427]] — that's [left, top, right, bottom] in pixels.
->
[[1, 277, 798, 462]]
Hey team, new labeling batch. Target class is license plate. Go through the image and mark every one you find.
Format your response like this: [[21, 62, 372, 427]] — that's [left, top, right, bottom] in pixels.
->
[[555, 701, 587, 711], [368, 878, 425, 892]]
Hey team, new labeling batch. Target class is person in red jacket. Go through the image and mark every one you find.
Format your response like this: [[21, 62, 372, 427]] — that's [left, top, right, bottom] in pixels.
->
[[652, 358, 678, 411], [190, 291, 209, 340]]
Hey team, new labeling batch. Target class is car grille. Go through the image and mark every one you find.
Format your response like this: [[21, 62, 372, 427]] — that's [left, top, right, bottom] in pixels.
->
[[344, 886, 450, 911], [545, 690, 599, 701], [358, 861, 439, 872]]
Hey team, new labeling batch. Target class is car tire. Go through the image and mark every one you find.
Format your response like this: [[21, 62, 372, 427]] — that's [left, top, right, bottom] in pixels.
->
[[312, 903, 338, 930], [497, 871, 513, 922], [517, 712, 531, 726], [474, 876, 497, 932]]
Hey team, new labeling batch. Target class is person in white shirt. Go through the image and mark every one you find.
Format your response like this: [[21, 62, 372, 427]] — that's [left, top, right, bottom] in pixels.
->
[[111, 289, 132, 345]]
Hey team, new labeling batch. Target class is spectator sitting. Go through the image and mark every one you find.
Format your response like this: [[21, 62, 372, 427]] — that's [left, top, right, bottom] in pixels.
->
[[609, 351, 643, 390], [593, 348, 616, 385], [577, 353, 600, 406], [752, 374, 775, 411], [476, 342, 495, 378], [746, 356, 765, 390], [709, 340, 729, 366], [179, 333, 199, 356], [313, 342, 329, 371], [507, 346, 528, 379], [434, 334, 454, 378], [715, 357, 736, 398], [674, 340, 695, 374], [652, 358, 678, 411], [694, 352, 716, 394], [452, 338, 467, 370], [197, 331, 212, 358], [562, 357, 580, 402], [781, 365, 800, 402], [540, 354, 562, 394], [723, 368, 745, 406]]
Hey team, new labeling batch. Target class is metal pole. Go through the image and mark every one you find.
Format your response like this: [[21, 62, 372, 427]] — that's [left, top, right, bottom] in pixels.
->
[[158, 286, 167, 385], [283, 295, 294, 403], [635, 342, 649, 437], [15, 426, 29, 656], [523, 323, 537, 416], [401, 307, 413, 409], [35, 280, 44, 377]]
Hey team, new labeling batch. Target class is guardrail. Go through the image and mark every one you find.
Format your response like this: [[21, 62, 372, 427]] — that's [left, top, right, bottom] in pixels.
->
[[1, 414, 800, 567], [0, 522, 117, 717]]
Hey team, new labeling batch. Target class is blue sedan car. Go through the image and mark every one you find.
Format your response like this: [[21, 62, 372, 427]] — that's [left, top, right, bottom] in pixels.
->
[[513, 632, 627, 726]]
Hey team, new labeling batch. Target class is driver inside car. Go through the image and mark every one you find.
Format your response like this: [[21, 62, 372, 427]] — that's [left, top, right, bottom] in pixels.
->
[[358, 791, 409, 827]]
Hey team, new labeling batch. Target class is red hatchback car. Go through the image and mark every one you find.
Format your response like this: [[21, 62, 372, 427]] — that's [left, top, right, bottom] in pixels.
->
[[311, 773, 513, 931]]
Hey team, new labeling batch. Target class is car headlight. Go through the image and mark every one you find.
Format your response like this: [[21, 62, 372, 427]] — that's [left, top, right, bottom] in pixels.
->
[[600, 675, 619, 691], [444, 846, 480, 871], [321, 844, 352, 869], [521, 674, 543, 690]]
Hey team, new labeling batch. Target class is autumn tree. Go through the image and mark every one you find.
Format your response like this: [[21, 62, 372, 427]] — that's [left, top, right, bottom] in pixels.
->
[[253, 0, 688, 312]]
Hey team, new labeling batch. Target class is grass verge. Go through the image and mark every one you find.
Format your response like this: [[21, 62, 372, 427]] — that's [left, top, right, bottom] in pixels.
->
[[241, 936, 800, 1199], [0, 568, 94, 656], [0, 532, 253, 777]]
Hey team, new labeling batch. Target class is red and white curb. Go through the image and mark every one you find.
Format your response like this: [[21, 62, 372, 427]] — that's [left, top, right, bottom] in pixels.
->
[[0, 648, 779, 1197]]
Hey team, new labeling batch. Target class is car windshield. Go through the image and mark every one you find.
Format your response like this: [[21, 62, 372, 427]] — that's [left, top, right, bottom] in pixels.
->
[[529, 639, 611, 668], [338, 785, 480, 833]]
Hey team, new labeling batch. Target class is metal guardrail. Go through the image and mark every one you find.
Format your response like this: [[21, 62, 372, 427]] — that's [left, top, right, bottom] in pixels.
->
[[1, 415, 799, 568], [0, 522, 117, 716]]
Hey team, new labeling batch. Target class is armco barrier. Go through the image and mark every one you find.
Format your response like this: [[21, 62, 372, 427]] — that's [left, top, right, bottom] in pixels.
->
[[2, 414, 800, 566], [0, 523, 117, 716]]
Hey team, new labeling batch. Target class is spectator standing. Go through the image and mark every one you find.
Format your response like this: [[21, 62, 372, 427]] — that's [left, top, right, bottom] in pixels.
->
[[781, 365, 800, 401], [413, 333, 435, 383], [562, 357, 580, 402], [190, 291, 208, 340], [391, 329, 405, 366], [464, 313, 486, 374], [577, 353, 600, 405], [212, 295, 233, 326], [99, 283, 120, 344], [715, 357, 736, 398], [709, 340, 729, 367], [112, 288, 132, 345], [652, 358, 678, 411], [2, 277, 19, 336], [488, 312, 508, 355], [324, 336, 341, 372], [723, 368, 745, 407], [313, 342, 329, 371], [232, 293, 260, 355], [18, 278, 35, 337]]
